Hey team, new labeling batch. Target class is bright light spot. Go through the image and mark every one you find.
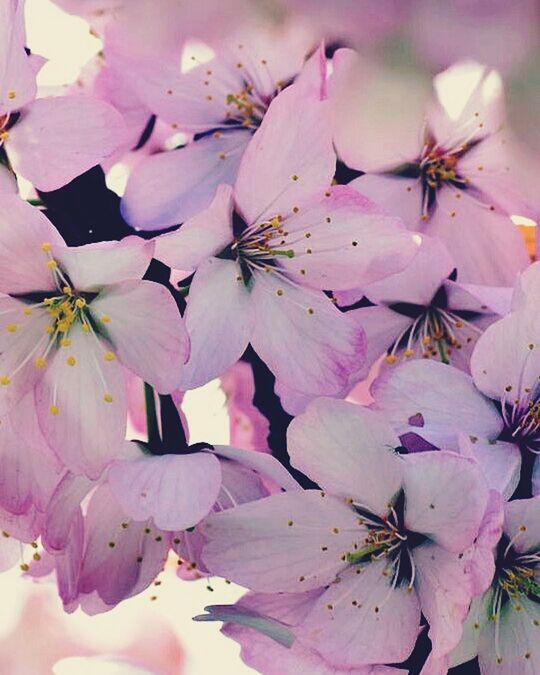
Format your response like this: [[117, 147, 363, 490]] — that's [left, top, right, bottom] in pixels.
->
[[164, 132, 188, 150], [105, 162, 129, 196], [182, 379, 230, 445], [511, 214, 537, 227], [435, 61, 502, 121], [16, 175, 35, 200], [25, 0, 102, 87], [412, 233, 423, 245], [181, 41, 215, 74]]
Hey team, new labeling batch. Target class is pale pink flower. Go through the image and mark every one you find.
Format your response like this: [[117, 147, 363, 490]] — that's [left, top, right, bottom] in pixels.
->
[[0, 196, 188, 478], [202, 399, 490, 668]]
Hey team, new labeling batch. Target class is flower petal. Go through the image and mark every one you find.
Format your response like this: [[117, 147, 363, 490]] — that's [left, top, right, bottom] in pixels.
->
[[202, 490, 363, 592], [288, 398, 403, 516], [7, 96, 127, 191], [90, 279, 188, 394], [0, 0, 36, 114], [121, 130, 250, 231]]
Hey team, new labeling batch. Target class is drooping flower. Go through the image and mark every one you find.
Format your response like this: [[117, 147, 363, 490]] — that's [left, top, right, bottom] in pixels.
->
[[42, 433, 299, 612], [117, 26, 321, 230], [202, 399, 489, 668], [0, 1, 126, 191], [330, 54, 532, 285], [0, 196, 188, 478], [449, 497, 540, 674], [154, 77, 418, 407], [371, 262, 540, 496], [335, 235, 511, 377]]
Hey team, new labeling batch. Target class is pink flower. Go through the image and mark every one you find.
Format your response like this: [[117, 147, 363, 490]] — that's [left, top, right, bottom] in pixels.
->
[[371, 261, 540, 497], [335, 235, 512, 377], [0, 1, 126, 191], [43, 440, 298, 611], [330, 54, 532, 285], [154, 79, 418, 407], [0, 196, 188, 478], [119, 32, 323, 230], [449, 497, 540, 673], [202, 398, 490, 668]]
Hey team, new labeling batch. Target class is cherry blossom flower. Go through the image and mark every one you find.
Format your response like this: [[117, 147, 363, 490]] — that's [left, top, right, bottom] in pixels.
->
[[202, 399, 489, 668], [119, 29, 321, 230], [331, 54, 532, 285], [0, 0, 126, 191], [0, 196, 188, 478], [371, 262, 540, 497], [449, 497, 540, 674], [154, 79, 418, 405], [335, 235, 512, 377]]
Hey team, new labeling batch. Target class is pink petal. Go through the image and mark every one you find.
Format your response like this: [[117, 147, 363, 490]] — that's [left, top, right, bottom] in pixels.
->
[[250, 271, 365, 397], [403, 451, 489, 553], [503, 496, 540, 554], [458, 436, 521, 499], [78, 484, 170, 606], [202, 490, 363, 592], [35, 325, 128, 480], [108, 450, 221, 531], [349, 175, 422, 233], [0, 195, 65, 294], [329, 48, 427, 172], [413, 542, 473, 658], [372, 360, 503, 449], [0, 0, 36, 114], [43, 471, 93, 552], [53, 236, 153, 291], [121, 130, 250, 231], [422, 187, 528, 286], [298, 560, 421, 667], [211, 445, 301, 492], [279, 185, 419, 290], [154, 184, 234, 271], [179, 257, 252, 389], [361, 235, 454, 306], [471, 307, 540, 402], [288, 398, 403, 516], [234, 85, 335, 225], [89, 279, 189, 394], [0, 296, 52, 416], [7, 96, 127, 191]]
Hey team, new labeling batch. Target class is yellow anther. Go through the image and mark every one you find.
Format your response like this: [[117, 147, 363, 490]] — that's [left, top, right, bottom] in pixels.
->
[[44, 298, 54, 306], [422, 336, 431, 345], [385, 355, 397, 365], [47, 259, 58, 270], [103, 351, 115, 361], [20, 563, 29, 572], [101, 315, 111, 324], [0, 131, 9, 142], [22, 307, 32, 316], [270, 217, 281, 228], [6, 324, 17, 333], [7, 90, 16, 100], [75, 298, 86, 308], [57, 320, 70, 332], [41, 243, 51, 252], [66, 356, 76, 366], [0, 376, 10, 386], [81, 323, 90, 333], [34, 358, 47, 369], [62, 286, 72, 295], [45, 325, 55, 335], [404, 349, 414, 358], [60, 338, 71, 347], [49, 405, 59, 415], [103, 393, 113, 403]]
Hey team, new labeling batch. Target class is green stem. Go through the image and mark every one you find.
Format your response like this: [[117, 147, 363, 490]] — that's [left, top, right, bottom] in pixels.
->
[[144, 382, 161, 447], [436, 340, 449, 365]]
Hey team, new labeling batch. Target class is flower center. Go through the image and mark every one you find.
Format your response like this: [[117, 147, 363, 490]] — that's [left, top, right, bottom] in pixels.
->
[[224, 87, 267, 129]]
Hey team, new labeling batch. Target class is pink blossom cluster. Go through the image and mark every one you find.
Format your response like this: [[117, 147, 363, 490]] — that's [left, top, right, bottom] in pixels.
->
[[1, 1, 540, 674]]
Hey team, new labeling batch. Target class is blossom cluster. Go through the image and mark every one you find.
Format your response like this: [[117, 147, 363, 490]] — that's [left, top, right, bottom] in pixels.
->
[[1, 1, 540, 674]]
